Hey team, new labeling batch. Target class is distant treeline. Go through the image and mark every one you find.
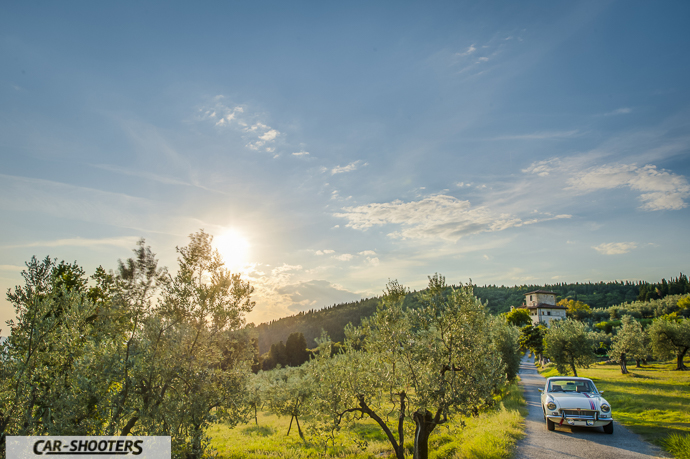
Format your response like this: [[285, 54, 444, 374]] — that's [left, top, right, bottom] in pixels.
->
[[255, 297, 379, 353], [255, 274, 688, 354]]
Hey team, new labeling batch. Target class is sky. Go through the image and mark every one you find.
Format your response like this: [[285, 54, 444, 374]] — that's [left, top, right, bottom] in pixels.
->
[[1, 1, 689, 328]]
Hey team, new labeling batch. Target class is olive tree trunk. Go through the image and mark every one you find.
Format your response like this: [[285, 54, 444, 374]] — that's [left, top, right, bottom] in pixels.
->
[[619, 352, 629, 374], [676, 348, 688, 371], [412, 409, 437, 459]]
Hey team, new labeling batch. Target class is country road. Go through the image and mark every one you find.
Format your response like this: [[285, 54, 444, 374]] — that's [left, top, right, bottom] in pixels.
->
[[514, 354, 670, 459]]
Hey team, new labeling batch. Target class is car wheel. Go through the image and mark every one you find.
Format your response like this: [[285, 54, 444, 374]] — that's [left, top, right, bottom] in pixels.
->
[[546, 416, 555, 431], [603, 422, 613, 434]]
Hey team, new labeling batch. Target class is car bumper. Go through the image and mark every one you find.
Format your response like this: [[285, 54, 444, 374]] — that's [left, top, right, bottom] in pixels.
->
[[546, 415, 613, 427]]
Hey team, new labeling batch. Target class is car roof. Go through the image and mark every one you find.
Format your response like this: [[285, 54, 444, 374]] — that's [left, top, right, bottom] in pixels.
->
[[547, 377, 593, 382]]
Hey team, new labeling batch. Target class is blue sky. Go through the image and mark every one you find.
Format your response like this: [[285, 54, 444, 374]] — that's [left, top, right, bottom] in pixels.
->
[[1, 1, 689, 326]]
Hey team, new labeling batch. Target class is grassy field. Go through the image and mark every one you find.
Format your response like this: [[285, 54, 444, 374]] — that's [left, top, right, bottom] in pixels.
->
[[538, 359, 690, 459], [208, 382, 527, 459]]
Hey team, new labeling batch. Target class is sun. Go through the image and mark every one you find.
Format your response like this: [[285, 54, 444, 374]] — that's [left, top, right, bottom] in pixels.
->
[[214, 229, 250, 270]]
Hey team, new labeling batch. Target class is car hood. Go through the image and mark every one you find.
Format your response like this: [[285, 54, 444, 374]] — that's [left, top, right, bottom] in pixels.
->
[[548, 393, 607, 410]]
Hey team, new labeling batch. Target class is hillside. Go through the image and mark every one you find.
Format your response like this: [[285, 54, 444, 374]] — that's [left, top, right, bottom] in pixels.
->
[[255, 276, 687, 353], [255, 297, 379, 353]]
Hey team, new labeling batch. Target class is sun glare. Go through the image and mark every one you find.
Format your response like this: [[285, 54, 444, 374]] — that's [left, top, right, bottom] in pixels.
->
[[214, 229, 250, 270]]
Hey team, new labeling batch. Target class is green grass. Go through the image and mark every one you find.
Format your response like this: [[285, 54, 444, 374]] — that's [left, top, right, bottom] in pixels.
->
[[428, 383, 527, 459], [208, 382, 526, 459], [537, 358, 690, 458]]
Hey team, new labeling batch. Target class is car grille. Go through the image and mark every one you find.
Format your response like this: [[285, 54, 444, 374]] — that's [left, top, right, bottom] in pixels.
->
[[562, 410, 596, 418]]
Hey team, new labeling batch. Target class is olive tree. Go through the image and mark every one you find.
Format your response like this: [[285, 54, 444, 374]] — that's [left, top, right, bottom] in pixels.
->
[[245, 371, 271, 425], [544, 319, 595, 377], [262, 366, 312, 442], [1, 258, 99, 448], [310, 275, 505, 459], [0, 231, 256, 459], [505, 308, 531, 327], [649, 317, 690, 370], [491, 316, 522, 381], [519, 323, 547, 365], [610, 315, 647, 374]]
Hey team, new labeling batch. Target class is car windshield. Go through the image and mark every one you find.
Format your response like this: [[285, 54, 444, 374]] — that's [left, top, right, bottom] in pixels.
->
[[549, 379, 596, 393]]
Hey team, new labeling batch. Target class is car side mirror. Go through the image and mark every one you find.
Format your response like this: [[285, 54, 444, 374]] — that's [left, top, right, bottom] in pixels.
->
[[599, 391, 605, 395], [538, 389, 543, 393]]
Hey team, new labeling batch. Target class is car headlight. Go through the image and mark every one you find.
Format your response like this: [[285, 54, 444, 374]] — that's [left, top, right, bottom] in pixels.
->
[[547, 402, 557, 410], [600, 404, 610, 413]]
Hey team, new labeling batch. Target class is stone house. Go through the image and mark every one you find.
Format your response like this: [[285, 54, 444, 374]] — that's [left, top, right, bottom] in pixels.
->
[[518, 290, 566, 326]]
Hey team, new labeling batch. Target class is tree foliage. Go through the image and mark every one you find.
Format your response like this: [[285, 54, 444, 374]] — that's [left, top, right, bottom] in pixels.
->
[[557, 299, 591, 320], [519, 323, 547, 365], [491, 317, 522, 381], [309, 275, 507, 459], [262, 366, 312, 442], [255, 278, 687, 355], [609, 316, 648, 374], [544, 319, 595, 377], [261, 332, 310, 370], [637, 274, 690, 302], [505, 308, 531, 327], [649, 317, 690, 370], [0, 232, 256, 458]]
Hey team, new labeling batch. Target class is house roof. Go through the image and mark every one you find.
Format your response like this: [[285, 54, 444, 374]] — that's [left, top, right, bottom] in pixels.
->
[[519, 303, 567, 310], [525, 290, 557, 295]]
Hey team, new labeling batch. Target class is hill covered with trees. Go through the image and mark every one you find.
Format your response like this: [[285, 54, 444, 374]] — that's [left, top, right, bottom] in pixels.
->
[[255, 297, 379, 353], [256, 275, 687, 353]]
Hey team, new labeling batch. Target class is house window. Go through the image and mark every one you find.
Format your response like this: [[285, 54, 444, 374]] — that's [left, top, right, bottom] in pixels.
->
[[547, 311, 551, 315]]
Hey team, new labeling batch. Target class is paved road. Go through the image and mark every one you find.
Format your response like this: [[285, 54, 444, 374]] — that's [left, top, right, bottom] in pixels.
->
[[514, 354, 670, 459]]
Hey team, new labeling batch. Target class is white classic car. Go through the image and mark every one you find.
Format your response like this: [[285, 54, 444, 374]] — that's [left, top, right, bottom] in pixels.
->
[[539, 376, 614, 434]]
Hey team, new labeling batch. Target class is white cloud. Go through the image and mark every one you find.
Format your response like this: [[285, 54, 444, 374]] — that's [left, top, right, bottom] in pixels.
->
[[271, 264, 302, 275], [567, 164, 690, 211], [333, 253, 354, 261], [334, 194, 571, 242], [2, 236, 141, 250], [0, 174, 156, 231], [276, 280, 361, 313], [315, 249, 335, 256], [521, 158, 562, 177], [522, 157, 690, 211], [92, 164, 225, 194], [259, 129, 279, 142], [93, 164, 191, 187], [504, 267, 537, 283], [241, 264, 362, 322], [592, 242, 638, 255], [457, 44, 476, 56], [478, 57, 489, 62], [199, 96, 281, 153], [493, 130, 579, 141], [600, 107, 632, 116], [367, 257, 380, 266], [331, 160, 367, 175], [292, 151, 310, 156], [358, 250, 376, 256], [0, 265, 24, 272]]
